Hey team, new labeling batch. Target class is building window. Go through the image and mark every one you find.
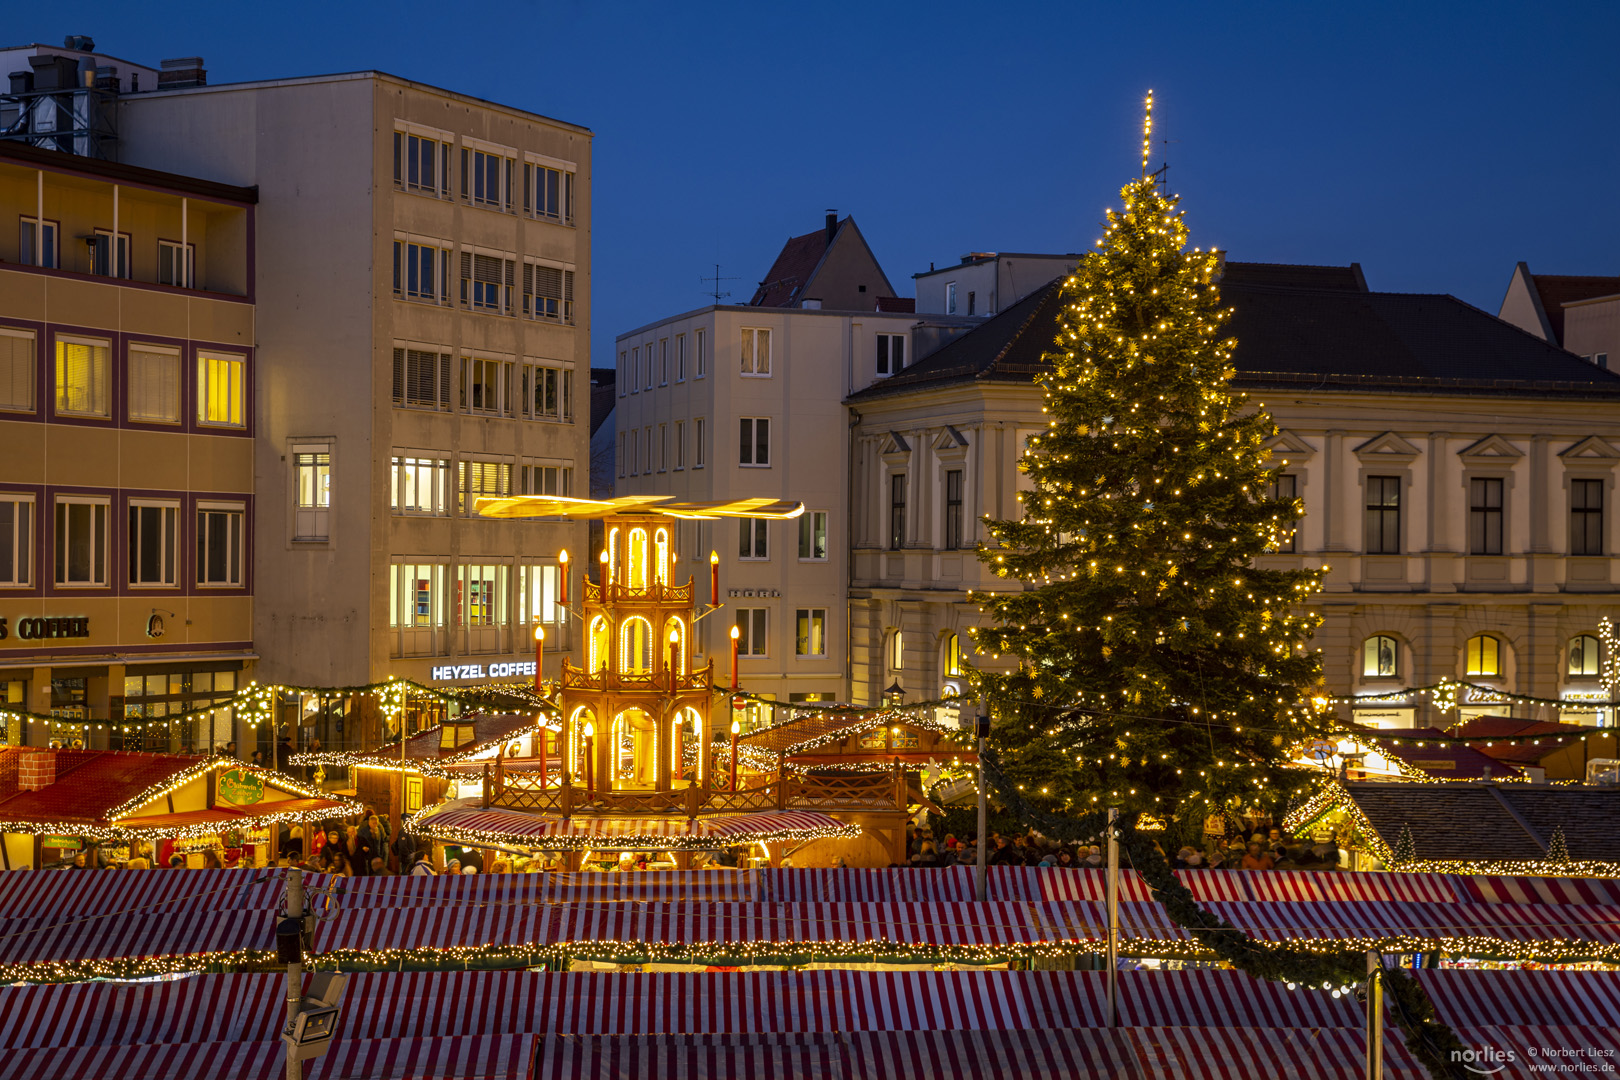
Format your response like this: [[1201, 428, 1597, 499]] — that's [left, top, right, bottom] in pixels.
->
[[740, 328, 772, 376], [457, 564, 507, 628], [391, 455, 450, 515], [393, 240, 450, 302], [1465, 633, 1501, 678], [91, 229, 130, 279], [694, 417, 706, 468], [675, 334, 687, 382], [462, 253, 515, 313], [127, 344, 180, 424], [54, 336, 110, 418], [126, 500, 178, 587], [659, 339, 668, 386], [695, 329, 706, 378], [1363, 476, 1400, 554], [1571, 479, 1604, 556], [617, 433, 626, 478], [1362, 635, 1398, 678], [795, 608, 826, 657], [944, 470, 964, 549], [522, 563, 564, 626], [462, 357, 509, 415], [0, 495, 32, 586], [522, 364, 573, 422], [739, 519, 768, 560], [459, 460, 511, 516], [54, 497, 107, 587], [20, 217, 58, 268], [657, 423, 667, 471], [735, 608, 768, 657], [739, 417, 770, 466], [197, 352, 246, 428], [629, 429, 639, 475], [523, 264, 574, 323], [390, 564, 446, 655], [617, 351, 627, 397], [967, 290, 976, 316], [158, 240, 195, 288], [888, 629, 904, 671], [943, 633, 962, 677], [520, 464, 572, 497], [0, 328, 34, 413], [674, 420, 685, 470], [876, 333, 905, 375], [392, 348, 453, 411], [294, 447, 331, 541], [462, 148, 514, 210], [196, 504, 245, 587], [523, 163, 573, 222], [1570, 634, 1601, 677], [629, 348, 640, 394], [1469, 477, 1504, 555], [946, 282, 957, 314], [798, 510, 828, 561], [1268, 473, 1298, 553], [393, 131, 451, 196], [890, 474, 907, 550]]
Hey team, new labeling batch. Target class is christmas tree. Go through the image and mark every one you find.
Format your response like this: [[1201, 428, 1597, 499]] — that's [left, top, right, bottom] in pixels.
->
[[1392, 823, 1417, 867], [969, 93, 1330, 832], [1546, 825, 1570, 865]]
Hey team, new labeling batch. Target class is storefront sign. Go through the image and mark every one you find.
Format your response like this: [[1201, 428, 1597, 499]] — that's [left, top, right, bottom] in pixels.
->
[[1561, 689, 1611, 703], [430, 661, 537, 682], [727, 589, 781, 598], [42, 835, 82, 850], [218, 768, 265, 806], [0, 616, 91, 641]]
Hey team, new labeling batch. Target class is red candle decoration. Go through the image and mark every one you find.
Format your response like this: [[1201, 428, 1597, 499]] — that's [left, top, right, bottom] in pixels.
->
[[584, 721, 596, 798], [709, 550, 719, 607], [668, 629, 679, 695], [729, 718, 740, 792], [558, 548, 570, 608], [729, 624, 740, 688], [533, 625, 544, 693], [537, 717, 548, 789]]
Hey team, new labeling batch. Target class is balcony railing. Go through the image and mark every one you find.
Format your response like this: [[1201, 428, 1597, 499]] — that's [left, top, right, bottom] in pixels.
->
[[560, 659, 713, 693], [581, 578, 694, 606]]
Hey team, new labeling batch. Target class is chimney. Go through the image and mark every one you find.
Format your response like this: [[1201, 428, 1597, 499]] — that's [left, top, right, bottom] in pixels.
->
[[63, 35, 96, 52], [18, 749, 57, 792], [158, 57, 206, 90], [825, 210, 838, 245]]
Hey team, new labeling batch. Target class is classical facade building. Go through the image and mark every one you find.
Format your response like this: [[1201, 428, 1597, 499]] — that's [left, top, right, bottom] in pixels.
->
[[1, 37, 591, 752], [846, 262, 1620, 728]]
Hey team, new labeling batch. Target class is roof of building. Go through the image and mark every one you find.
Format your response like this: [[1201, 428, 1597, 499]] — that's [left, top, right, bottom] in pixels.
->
[[1530, 273, 1620, 346], [912, 252, 1084, 280], [1341, 780, 1620, 861], [848, 261, 1620, 402], [0, 749, 201, 827], [1368, 728, 1523, 780], [875, 296, 916, 313], [751, 219, 842, 308], [1455, 718, 1586, 765], [0, 140, 258, 204]]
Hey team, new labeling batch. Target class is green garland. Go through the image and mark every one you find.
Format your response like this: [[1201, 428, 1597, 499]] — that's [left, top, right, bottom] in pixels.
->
[[979, 748, 1472, 1080]]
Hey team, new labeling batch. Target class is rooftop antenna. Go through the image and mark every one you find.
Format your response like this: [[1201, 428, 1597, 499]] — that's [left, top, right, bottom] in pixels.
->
[[701, 264, 740, 304], [1141, 89, 1175, 192]]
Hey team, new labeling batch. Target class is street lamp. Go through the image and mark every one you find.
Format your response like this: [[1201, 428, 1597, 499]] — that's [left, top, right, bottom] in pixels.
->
[[533, 624, 544, 693], [884, 680, 905, 707], [730, 718, 741, 791], [583, 720, 596, 799]]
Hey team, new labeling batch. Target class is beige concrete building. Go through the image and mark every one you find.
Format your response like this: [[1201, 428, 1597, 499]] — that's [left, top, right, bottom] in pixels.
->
[[847, 263, 1620, 727], [0, 138, 257, 751], [110, 70, 592, 746], [1498, 262, 1619, 371], [913, 251, 1081, 318]]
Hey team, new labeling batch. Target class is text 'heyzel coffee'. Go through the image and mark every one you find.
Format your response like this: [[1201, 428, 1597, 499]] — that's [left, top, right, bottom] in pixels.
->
[[0, 617, 92, 641]]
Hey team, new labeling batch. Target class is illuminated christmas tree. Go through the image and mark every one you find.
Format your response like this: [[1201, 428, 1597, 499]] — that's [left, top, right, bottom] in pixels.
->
[[1546, 825, 1570, 865], [1392, 823, 1417, 866], [969, 93, 1329, 832]]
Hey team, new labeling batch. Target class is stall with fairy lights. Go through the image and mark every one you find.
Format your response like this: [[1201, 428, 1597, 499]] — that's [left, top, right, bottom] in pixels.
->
[[406, 495, 864, 868], [0, 746, 360, 870]]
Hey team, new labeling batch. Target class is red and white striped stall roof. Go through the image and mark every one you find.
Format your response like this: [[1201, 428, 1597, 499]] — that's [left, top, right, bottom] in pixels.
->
[[1243, 870, 1459, 904], [415, 804, 853, 847], [1418, 969, 1620, 1028], [0, 909, 271, 965], [314, 870, 760, 906], [1460, 876, 1620, 905], [0, 1036, 533, 1080], [0, 867, 284, 918], [313, 905, 553, 953], [763, 867, 975, 902]]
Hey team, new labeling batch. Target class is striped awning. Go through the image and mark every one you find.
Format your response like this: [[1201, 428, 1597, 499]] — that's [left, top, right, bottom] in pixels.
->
[[0, 867, 284, 918], [0, 1037, 533, 1080], [764, 866, 975, 902], [0, 909, 272, 965], [412, 801, 857, 850]]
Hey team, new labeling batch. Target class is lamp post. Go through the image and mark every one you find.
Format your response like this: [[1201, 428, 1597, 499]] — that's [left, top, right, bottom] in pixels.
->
[[587, 721, 599, 796], [729, 624, 741, 688], [884, 680, 905, 708], [709, 550, 719, 607], [533, 625, 544, 694], [730, 718, 741, 791]]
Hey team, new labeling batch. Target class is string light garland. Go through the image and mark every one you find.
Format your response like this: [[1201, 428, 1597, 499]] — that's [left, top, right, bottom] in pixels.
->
[[403, 805, 861, 852]]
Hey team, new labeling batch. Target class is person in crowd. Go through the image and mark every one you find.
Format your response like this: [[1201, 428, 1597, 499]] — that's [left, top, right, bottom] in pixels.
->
[[1172, 847, 1196, 870], [250, 749, 265, 768], [445, 858, 462, 876], [325, 848, 353, 877], [392, 827, 416, 875], [1083, 845, 1104, 868], [408, 846, 437, 876], [1241, 842, 1275, 871], [491, 858, 512, 875], [988, 836, 1019, 866], [201, 849, 224, 870], [369, 856, 387, 876], [223, 741, 237, 759], [913, 841, 940, 868], [167, 855, 185, 869], [126, 857, 150, 869], [275, 731, 294, 771]]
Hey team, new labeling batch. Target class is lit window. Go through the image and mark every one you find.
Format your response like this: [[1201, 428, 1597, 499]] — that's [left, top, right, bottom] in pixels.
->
[[1570, 634, 1601, 677], [795, 609, 826, 657], [1362, 635, 1398, 678], [197, 352, 246, 428], [523, 563, 563, 626], [888, 629, 905, 671], [457, 564, 506, 628], [294, 447, 331, 541], [944, 633, 962, 677], [740, 327, 771, 375], [55, 336, 110, 418], [392, 456, 450, 515], [1465, 634, 1501, 677]]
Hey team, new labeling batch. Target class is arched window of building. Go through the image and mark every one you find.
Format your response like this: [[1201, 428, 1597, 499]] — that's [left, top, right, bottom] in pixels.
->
[[1465, 634, 1502, 677], [654, 528, 670, 586], [943, 633, 962, 677], [620, 616, 653, 674], [588, 616, 610, 673], [887, 629, 905, 672], [1361, 635, 1399, 678], [1570, 634, 1601, 677], [628, 528, 648, 589]]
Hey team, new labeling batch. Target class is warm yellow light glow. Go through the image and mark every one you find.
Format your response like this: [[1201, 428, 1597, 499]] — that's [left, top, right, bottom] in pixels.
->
[[669, 628, 680, 644], [731, 720, 741, 736], [710, 551, 719, 565], [599, 550, 609, 563], [584, 721, 595, 738], [534, 625, 545, 643], [558, 549, 569, 566], [730, 625, 741, 640]]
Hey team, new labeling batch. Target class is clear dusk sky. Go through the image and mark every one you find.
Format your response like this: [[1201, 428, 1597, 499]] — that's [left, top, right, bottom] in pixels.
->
[[16, 1, 1618, 367]]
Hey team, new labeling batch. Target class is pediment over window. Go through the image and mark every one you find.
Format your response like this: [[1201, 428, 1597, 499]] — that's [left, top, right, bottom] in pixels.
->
[[1457, 434, 1524, 464], [1264, 429, 1316, 463], [934, 425, 969, 451], [882, 431, 911, 456], [1559, 436, 1620, 462], [1353, 431, 1421, 463]]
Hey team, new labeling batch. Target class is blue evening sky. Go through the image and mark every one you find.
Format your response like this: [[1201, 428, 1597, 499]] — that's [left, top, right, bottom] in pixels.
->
[[17, 1, 1618, 366]]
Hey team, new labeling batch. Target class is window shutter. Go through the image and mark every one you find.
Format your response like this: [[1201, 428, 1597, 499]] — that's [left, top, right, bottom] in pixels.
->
[[563, 271, 575, 324], [392, 348, 405, 403], [522, 263, 534, 316], [460, 250, 473, 306], [128, 347, 179, 423], [438, 353, 452, 410], [522, 164, 533, 214], [503, 259, 516, 313], [460, 148, 469, 200], [0, 331, 34, 412]]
